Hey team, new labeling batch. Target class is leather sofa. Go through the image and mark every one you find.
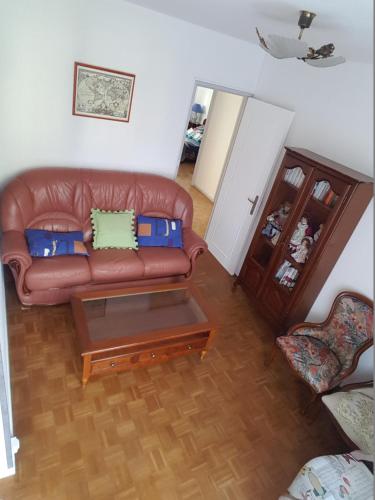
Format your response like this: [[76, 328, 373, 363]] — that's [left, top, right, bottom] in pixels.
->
[[1, 167, 207, 305]]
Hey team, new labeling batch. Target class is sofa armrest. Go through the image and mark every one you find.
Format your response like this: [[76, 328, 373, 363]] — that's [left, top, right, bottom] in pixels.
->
[[1, 230, 32, 269], [183, 228, 207, 275]]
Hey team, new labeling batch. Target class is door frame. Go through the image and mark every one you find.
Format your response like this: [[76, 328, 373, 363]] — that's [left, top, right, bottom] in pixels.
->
[[174, 80, 253, 239]]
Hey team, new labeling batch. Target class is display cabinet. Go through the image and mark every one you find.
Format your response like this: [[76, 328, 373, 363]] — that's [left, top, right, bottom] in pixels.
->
[[236, 147, 373, 330]]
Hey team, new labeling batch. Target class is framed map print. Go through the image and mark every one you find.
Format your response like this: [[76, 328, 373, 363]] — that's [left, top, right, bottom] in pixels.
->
[[72, 62, 135, 122]]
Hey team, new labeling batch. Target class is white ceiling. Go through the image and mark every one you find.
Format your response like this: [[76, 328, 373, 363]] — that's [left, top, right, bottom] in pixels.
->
[[124, 0, 373, 63]]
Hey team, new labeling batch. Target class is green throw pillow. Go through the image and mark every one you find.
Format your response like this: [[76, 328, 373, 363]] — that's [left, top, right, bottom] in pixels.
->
[[91, 208, 138, 250]]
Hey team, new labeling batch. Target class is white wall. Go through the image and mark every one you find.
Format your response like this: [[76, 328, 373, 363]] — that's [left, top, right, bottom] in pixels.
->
[[0, 0, 264, 186], [193, 91, 244, 201], [193, 86, 214, 123], [255, 57, 373, 381]]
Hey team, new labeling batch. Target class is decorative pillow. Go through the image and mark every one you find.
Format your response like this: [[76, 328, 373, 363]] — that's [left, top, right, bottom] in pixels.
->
[[322, 388, 374, 454], [25, 229, 88, 257], [137, 216, 183, 248], [91, 208, 137, 250], [287, 454, 373, 500]]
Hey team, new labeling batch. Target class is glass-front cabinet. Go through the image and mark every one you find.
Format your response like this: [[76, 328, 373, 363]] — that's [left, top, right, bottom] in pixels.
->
[[237, 147, 372, 329]]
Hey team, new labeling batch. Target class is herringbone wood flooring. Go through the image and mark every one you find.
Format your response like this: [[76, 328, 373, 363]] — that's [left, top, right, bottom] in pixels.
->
[[175, 163, 213, 238], [1, 253, 344, 499]]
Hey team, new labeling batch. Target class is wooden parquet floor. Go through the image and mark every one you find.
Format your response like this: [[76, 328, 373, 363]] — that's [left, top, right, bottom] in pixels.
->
[[0, 253, 344, 500], [175, 163, 213, 238]]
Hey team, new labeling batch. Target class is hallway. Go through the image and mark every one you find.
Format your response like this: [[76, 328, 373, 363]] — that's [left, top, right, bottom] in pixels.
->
[[176, 162, 213, 238]]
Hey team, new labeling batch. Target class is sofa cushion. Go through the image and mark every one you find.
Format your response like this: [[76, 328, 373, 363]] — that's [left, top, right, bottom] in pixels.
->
[[25, 256, 91, 291], [88, 245, 144, 283], [137, 247, 190, 278]]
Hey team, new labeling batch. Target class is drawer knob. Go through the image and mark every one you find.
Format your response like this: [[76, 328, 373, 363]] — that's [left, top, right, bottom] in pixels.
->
[[151, 352, 156, 358], [110, 362, 116, 367], [187, 345, 192, 350]]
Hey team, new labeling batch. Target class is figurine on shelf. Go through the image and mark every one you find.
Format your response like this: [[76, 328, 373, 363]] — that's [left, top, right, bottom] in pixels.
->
[[291, 237, 312, 264], [289, 216, 313, 251], [314, 223, 324, 242], [261, 201, 291, 244]]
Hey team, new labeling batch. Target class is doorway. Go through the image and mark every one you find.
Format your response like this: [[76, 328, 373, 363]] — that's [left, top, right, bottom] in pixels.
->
[[176, 84, 246, 239]]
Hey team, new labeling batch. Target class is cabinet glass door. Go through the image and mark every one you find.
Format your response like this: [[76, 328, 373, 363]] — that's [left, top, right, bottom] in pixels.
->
[[273, 173, 349, 291], [253, 164, 309, 270]]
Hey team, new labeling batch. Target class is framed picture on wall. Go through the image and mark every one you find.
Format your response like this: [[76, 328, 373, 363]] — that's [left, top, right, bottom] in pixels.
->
[[72, 62, 135, 123]]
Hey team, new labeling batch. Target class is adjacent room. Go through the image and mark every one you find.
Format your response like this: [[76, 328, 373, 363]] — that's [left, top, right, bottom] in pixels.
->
[[0, 1, 373, 499]]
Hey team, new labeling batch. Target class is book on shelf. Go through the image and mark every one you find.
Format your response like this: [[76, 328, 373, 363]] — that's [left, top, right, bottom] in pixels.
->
[[275, 260, 290, 280], [312, 180, 331, 201], [284, 167, 304, 188], [284, 169, 291, 183], [326, 192, 338, 207], [275, 261, 299, 288], [295, 168, 304, 188], [279, 267, 299, 288], [323, 189, 335, 206]]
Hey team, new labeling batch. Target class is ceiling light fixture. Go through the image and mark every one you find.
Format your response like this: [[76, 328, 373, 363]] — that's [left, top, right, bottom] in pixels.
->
[[256, 10, 345, 68]]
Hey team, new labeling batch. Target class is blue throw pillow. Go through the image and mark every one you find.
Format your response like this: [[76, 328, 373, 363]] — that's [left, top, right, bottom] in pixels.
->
[[137, 216, 183, 248], [25, 229, 88, 257]]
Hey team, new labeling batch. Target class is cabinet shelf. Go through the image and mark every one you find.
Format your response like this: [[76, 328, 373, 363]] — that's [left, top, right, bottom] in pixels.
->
[[272, 278, 294, 295], [310, 196, 334, 211], [261, 234, 277, 248], [282, 180, 299, 191]]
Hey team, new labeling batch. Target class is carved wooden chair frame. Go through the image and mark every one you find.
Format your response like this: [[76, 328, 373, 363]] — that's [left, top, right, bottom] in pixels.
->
[[271, 291, 373, 413]]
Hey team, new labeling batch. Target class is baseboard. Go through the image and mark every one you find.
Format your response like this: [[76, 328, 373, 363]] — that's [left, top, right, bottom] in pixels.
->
[[190, 182, 215, 203]]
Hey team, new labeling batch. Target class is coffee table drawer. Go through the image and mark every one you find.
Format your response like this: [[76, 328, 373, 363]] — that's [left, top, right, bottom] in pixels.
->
[[90, 337, 208, 375], [91, 355, 133, 374], [139, 337, 207, 363]]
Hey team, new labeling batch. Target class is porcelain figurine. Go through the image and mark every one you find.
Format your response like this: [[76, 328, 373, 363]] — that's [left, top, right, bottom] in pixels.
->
[[289, 216, 312, 250], [291, 237, 312, 264]]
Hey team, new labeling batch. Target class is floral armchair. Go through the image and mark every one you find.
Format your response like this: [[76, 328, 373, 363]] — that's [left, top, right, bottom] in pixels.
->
[[276, 292, 373, 396]]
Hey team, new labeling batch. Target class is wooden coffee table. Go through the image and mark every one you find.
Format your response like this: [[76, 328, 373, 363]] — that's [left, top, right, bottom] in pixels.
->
[[71, 283, 217, 385]]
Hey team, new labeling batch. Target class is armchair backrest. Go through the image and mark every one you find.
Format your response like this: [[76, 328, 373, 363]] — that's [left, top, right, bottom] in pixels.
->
[[324, 294, 373, 372]]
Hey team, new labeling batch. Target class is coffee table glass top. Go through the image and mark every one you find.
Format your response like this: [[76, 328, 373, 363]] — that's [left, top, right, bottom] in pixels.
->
[[82, 287, 208, 342]]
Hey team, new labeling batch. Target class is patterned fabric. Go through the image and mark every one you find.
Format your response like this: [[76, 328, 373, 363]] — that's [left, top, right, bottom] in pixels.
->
[[276, 335, 341, 393], [137, 216, 183, 248], [292, 296, 373, 372], [287, 454, 373, 500], [322, 389, 374, 454], [25, 229, 88, 257]]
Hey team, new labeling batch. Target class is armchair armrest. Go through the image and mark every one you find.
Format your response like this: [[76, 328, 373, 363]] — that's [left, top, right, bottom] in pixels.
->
[[183, 228, 207, 259], [286, 321, 324, 336], [1, 230, 32, 269]]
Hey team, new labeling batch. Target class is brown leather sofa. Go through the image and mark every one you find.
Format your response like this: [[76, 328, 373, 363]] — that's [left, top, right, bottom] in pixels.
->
[[1, 167, 207, 305]]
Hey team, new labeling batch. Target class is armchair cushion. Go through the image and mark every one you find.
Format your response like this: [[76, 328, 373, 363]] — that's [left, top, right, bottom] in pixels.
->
[[276, 335, 341, 393]]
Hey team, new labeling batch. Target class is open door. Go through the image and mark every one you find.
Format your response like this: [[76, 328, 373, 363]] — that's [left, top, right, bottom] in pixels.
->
[[205, 98, 294, 275]]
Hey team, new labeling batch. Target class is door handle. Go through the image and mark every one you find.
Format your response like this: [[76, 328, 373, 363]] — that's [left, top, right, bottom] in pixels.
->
[[247, 195, 259, 215]]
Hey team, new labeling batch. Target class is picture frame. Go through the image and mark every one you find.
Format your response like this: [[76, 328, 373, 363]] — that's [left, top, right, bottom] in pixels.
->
[[72, 62, 135, 123]]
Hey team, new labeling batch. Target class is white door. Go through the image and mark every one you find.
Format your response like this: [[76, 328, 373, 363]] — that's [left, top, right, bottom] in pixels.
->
[[205, 98, 294, 275]]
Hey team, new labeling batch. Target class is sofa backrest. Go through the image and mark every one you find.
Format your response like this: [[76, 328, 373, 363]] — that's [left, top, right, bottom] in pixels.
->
[[1, 167, 193, 241]]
